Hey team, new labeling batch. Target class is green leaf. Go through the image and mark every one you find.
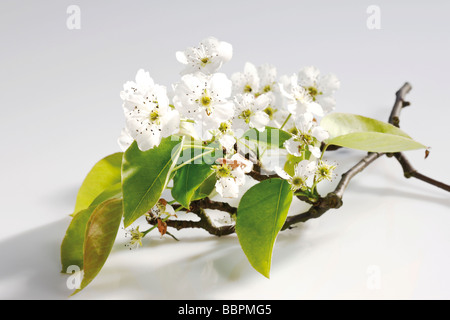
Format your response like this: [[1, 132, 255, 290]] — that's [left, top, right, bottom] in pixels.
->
[[73, 198, 123, 295], [321, 113, 427, 152], [171, 164, 214, 208], [283, 151, 311, 177], [236, 178, 293, 278], [74, 152, 123, 213], [71, 183, 122, 218], [243, 127, 291, 149], [325, 132, 426, 153], [61, 206, 96, 273], [191, 172, 217, 201], [122, 137, 183, 228]]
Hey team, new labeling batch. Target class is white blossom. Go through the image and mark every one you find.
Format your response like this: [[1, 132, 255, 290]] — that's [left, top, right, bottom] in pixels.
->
[[214, 154, 253, 198], [121, 69, 180, 151], [176, 37, 233, 75], [275, 160, 317, 191], [210, 121, 237, 153], [173, 73, 234, 137], [281, 74, 324, 117], [297, 66, 340, 114], [232, 93, 270, 133], [316, 160, 337, 182], [231, 63, 283, 123], [231, 62, 260, 95], [284, 113, 329, 158]]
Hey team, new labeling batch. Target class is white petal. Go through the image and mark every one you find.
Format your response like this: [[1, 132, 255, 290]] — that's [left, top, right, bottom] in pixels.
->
[[309, 145, 322, 158], [312, 126, 329, 142], [135, 69, 154, 93], [298, 66, 320, 87], [258, 64, 277, 87], [295, 159, 317, 177], [251, 111, 270, 132], [175, 51, 188, 64], [284, 138, 302, 157], [215, 178, 240, 198], [118, 127, 134, 152], [275, 166, 291, 180], [219, 134, 236, 152], [218, 41, 233, 62], [319, 73, 340, 94], [294, 113, 314, 133], [160, 109, 180, 137], [307, 101, 324, 117], [254, 94, 271, 111], [210, 73, 232, 98], [316, 96, 336, 114]]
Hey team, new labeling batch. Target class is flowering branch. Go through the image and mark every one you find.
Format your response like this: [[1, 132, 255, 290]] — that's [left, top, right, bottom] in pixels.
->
[[146, 82, 449, 236]]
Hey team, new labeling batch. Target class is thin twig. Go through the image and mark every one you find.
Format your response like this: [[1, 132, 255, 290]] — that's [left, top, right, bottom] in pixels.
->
[[388, 83, 450, 192]]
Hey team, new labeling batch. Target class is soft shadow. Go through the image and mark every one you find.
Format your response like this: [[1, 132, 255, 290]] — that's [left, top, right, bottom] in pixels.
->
[[0, 219, 72, 299], [349, 181, 450, 208]]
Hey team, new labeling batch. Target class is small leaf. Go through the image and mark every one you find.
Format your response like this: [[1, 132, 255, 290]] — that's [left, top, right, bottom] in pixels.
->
[[243, 127, 291, 149], [74, 152, 123, 213], [236, 179, 293, 278], [73, 198, 123, 294], [321, 113, 426, 152], [122, 137, 183, 228], [171, 164, 214, 208]]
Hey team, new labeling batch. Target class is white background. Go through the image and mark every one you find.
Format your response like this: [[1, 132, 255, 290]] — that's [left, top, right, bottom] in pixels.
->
[[0, 0, 449, 299]]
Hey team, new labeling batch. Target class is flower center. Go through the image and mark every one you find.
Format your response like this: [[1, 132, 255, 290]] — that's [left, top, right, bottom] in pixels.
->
[[239, 109, 252, 124], [214, 164, 233, 178], [301, 133, 314, 145], [149, 110, 160, 124], [264, 106, 276, 120], [201, 95, 211, 107], [291, 176, 306, 190], [244, 85, 253, 93], [307, 86, 322, 101], [263, 85, 272, 93], [219, 122, 230, 133], [201, 57, 210, 65]]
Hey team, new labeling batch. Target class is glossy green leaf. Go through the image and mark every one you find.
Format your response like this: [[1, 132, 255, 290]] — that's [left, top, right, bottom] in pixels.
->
[[73, 198, 123, 295], [243, 127, 292, 149], [61, 206, 96, 273], [236, 179, 293, 278], [321, 113, 426, 152], [74, 152, 123, 213], [171, 164, 214, 208], [122, 137, 183, 228]]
